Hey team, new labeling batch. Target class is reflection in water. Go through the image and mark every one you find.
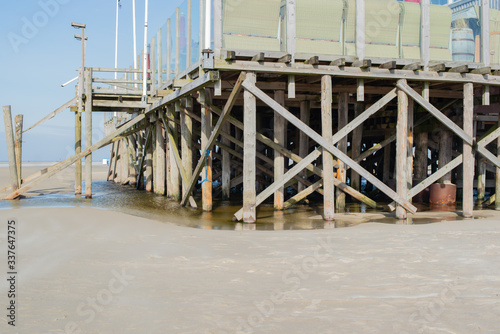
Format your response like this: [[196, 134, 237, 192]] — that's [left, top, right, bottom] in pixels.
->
[[0, 181, 482, 231]]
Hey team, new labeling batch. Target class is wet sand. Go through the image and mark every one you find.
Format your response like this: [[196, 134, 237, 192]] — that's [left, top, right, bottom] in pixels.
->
[[1, 165, 500, 333]]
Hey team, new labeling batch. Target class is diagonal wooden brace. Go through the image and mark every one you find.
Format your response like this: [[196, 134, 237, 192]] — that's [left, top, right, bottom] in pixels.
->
[[243, 80, 417, 214]]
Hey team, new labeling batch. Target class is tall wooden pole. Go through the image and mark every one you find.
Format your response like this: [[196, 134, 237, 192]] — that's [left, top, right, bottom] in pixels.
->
[[146, 121, 154, 192], [351, 102, 364, 191], [84, 68, 93, 198], [75, 111, 82, 194], [201, 89, 213, 211], [181, 98, 193, 199], [243, 72, 257, 223], [14, 114, 23, 187], [128, 134, 137, 186], [322, 76, 335, 221], [3, 106, 19, 192], [439, 130, 453, 184], [298, 100, 310, 193], [155, 111, 166, 195], [221, 120, 231, 200], [337, 92, 348, 211], [396, 82, 408, 220], [167, 104, 180, 200], [274, 90, 286, 210], [463, 82, 474, 218]]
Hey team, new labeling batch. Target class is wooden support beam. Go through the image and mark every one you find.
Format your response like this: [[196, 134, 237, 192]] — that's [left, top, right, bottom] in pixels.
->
[[322, 75, 335, 220], [84, 68, 93, 198], [23, 97, 77, 133], [160, 113, 197, 208], [180, 72, 246, 206], [407, 98, 414, 200], [14, 115, 23, 187], [277, 54, 292, 64], [428, 63, 446, 72], [403, 62, 421, 71], [274, 89, 286, 211], [330, 58, 346, 67], [242, 80, 417, 213], [243, 72, 257, 222], [251, 52, 265, 62], [472, 67, 491, 75], [481, 0, 490, 66], [298, 100, 310, 193], [201, 89, 213, 211], [449, 65, 469, 73], [120, 137, 130, 185], [181, 98, 193, 199], [288, 75, 296, 99], [379, 61, 396, 69], [225, 50, 236, 61], [439, 130, 453, 183], [145, 123, 154, 192], [3, 106, 19, 192], [352, 59, 371, 68], [396, 80, 473, 146], [286, 0, 296, 62], [355, 0, 365, 60], [357, 79, 364, 102], [137, 129, 151, 190], [75, 111, 82, 194], [414, 132, 428, 181], [111, 141, 120, 182], [284, 180, 322, 209], [477, 157, 486, 205], [154, 112, 166, 195], [337, 92, 348, 212], [167, 104, 180, 200], [463, 82, 474, 218], [235, 150, 322, 221], [221, 121, 231, 200], [4, 113, 147, 200], [396, 82, 409, 219], [351, 102, 363, 191], [304, 56, 319, 65]]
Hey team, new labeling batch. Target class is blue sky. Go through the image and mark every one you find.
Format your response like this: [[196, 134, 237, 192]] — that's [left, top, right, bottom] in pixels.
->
[[0, 0, 183, 162]]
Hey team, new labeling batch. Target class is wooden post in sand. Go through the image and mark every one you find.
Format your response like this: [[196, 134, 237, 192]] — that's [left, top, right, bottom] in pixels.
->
[[181, 98, 193, 199], [337, 92, 348, 211], [351, 102, 364, 191], [298, 100, 310, 193], [201, 89, 213, 211], [321, 75, 335, 221], [84, 68, 93, 198], [3, 106, 19, 192], [396, 82, 408, 220], [167, 104, 180, 200], [14, 114, 23, 187], [75, 111, 82, 194], [243, 72, 257, 223], [155, 111, 166, 195], [146, 120, 154, 192], [274, 90, 286, 211], [463, 82, 474, 218]]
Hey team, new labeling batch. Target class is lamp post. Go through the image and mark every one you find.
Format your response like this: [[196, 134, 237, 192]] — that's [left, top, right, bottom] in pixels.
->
[[72, 22, 87, 196]]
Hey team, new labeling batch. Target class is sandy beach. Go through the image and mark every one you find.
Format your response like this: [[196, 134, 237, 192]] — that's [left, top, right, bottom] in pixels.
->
[[1, 164, 500, 333]]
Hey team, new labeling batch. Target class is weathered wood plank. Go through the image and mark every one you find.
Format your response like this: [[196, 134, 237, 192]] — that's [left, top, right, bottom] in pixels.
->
[[274, 90, 286, 211], [14, 115, 23, 187], [3, 106, 19, 191], [322, 75, 335, 220], [298, 100, 310, 193], [396, 83, 409, 219], [463, 82, 474, 218], [243, 72, 257, 222], [337, 91, 348, 212], [201, 89, 213, 211], [75, 111, 82, 194], [84, 68, 93, 198]]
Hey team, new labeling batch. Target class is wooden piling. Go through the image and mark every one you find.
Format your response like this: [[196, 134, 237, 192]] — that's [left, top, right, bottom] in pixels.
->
[[14, 114, 23, 187], [298, 100, 310, 193], [181, 98, 193, 199], [337, 92, 348, 211], [221, 121, 231, 200], [167, 104, 180, 200], [120, 138, 130, 184], [351, 102, 364, 191], [407, 99, 414, 197], [243, 72, 257, 223], [396, 83, 408, 220], [155, 112, 166, 195], [145, 122, 154, 192], [3, 106, 19, 192], [477, 158, 486, 205], [128, 134, 138, 186], [439, 130, 453, 184], [415, 132, 428, 181], [274, 90, 286, 211], [463, 82, 474, 218], [321, 75, 335, 221], [75, 111, 82, 194], [201, 89, 213, 211], [84, 68, 93, 198]]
